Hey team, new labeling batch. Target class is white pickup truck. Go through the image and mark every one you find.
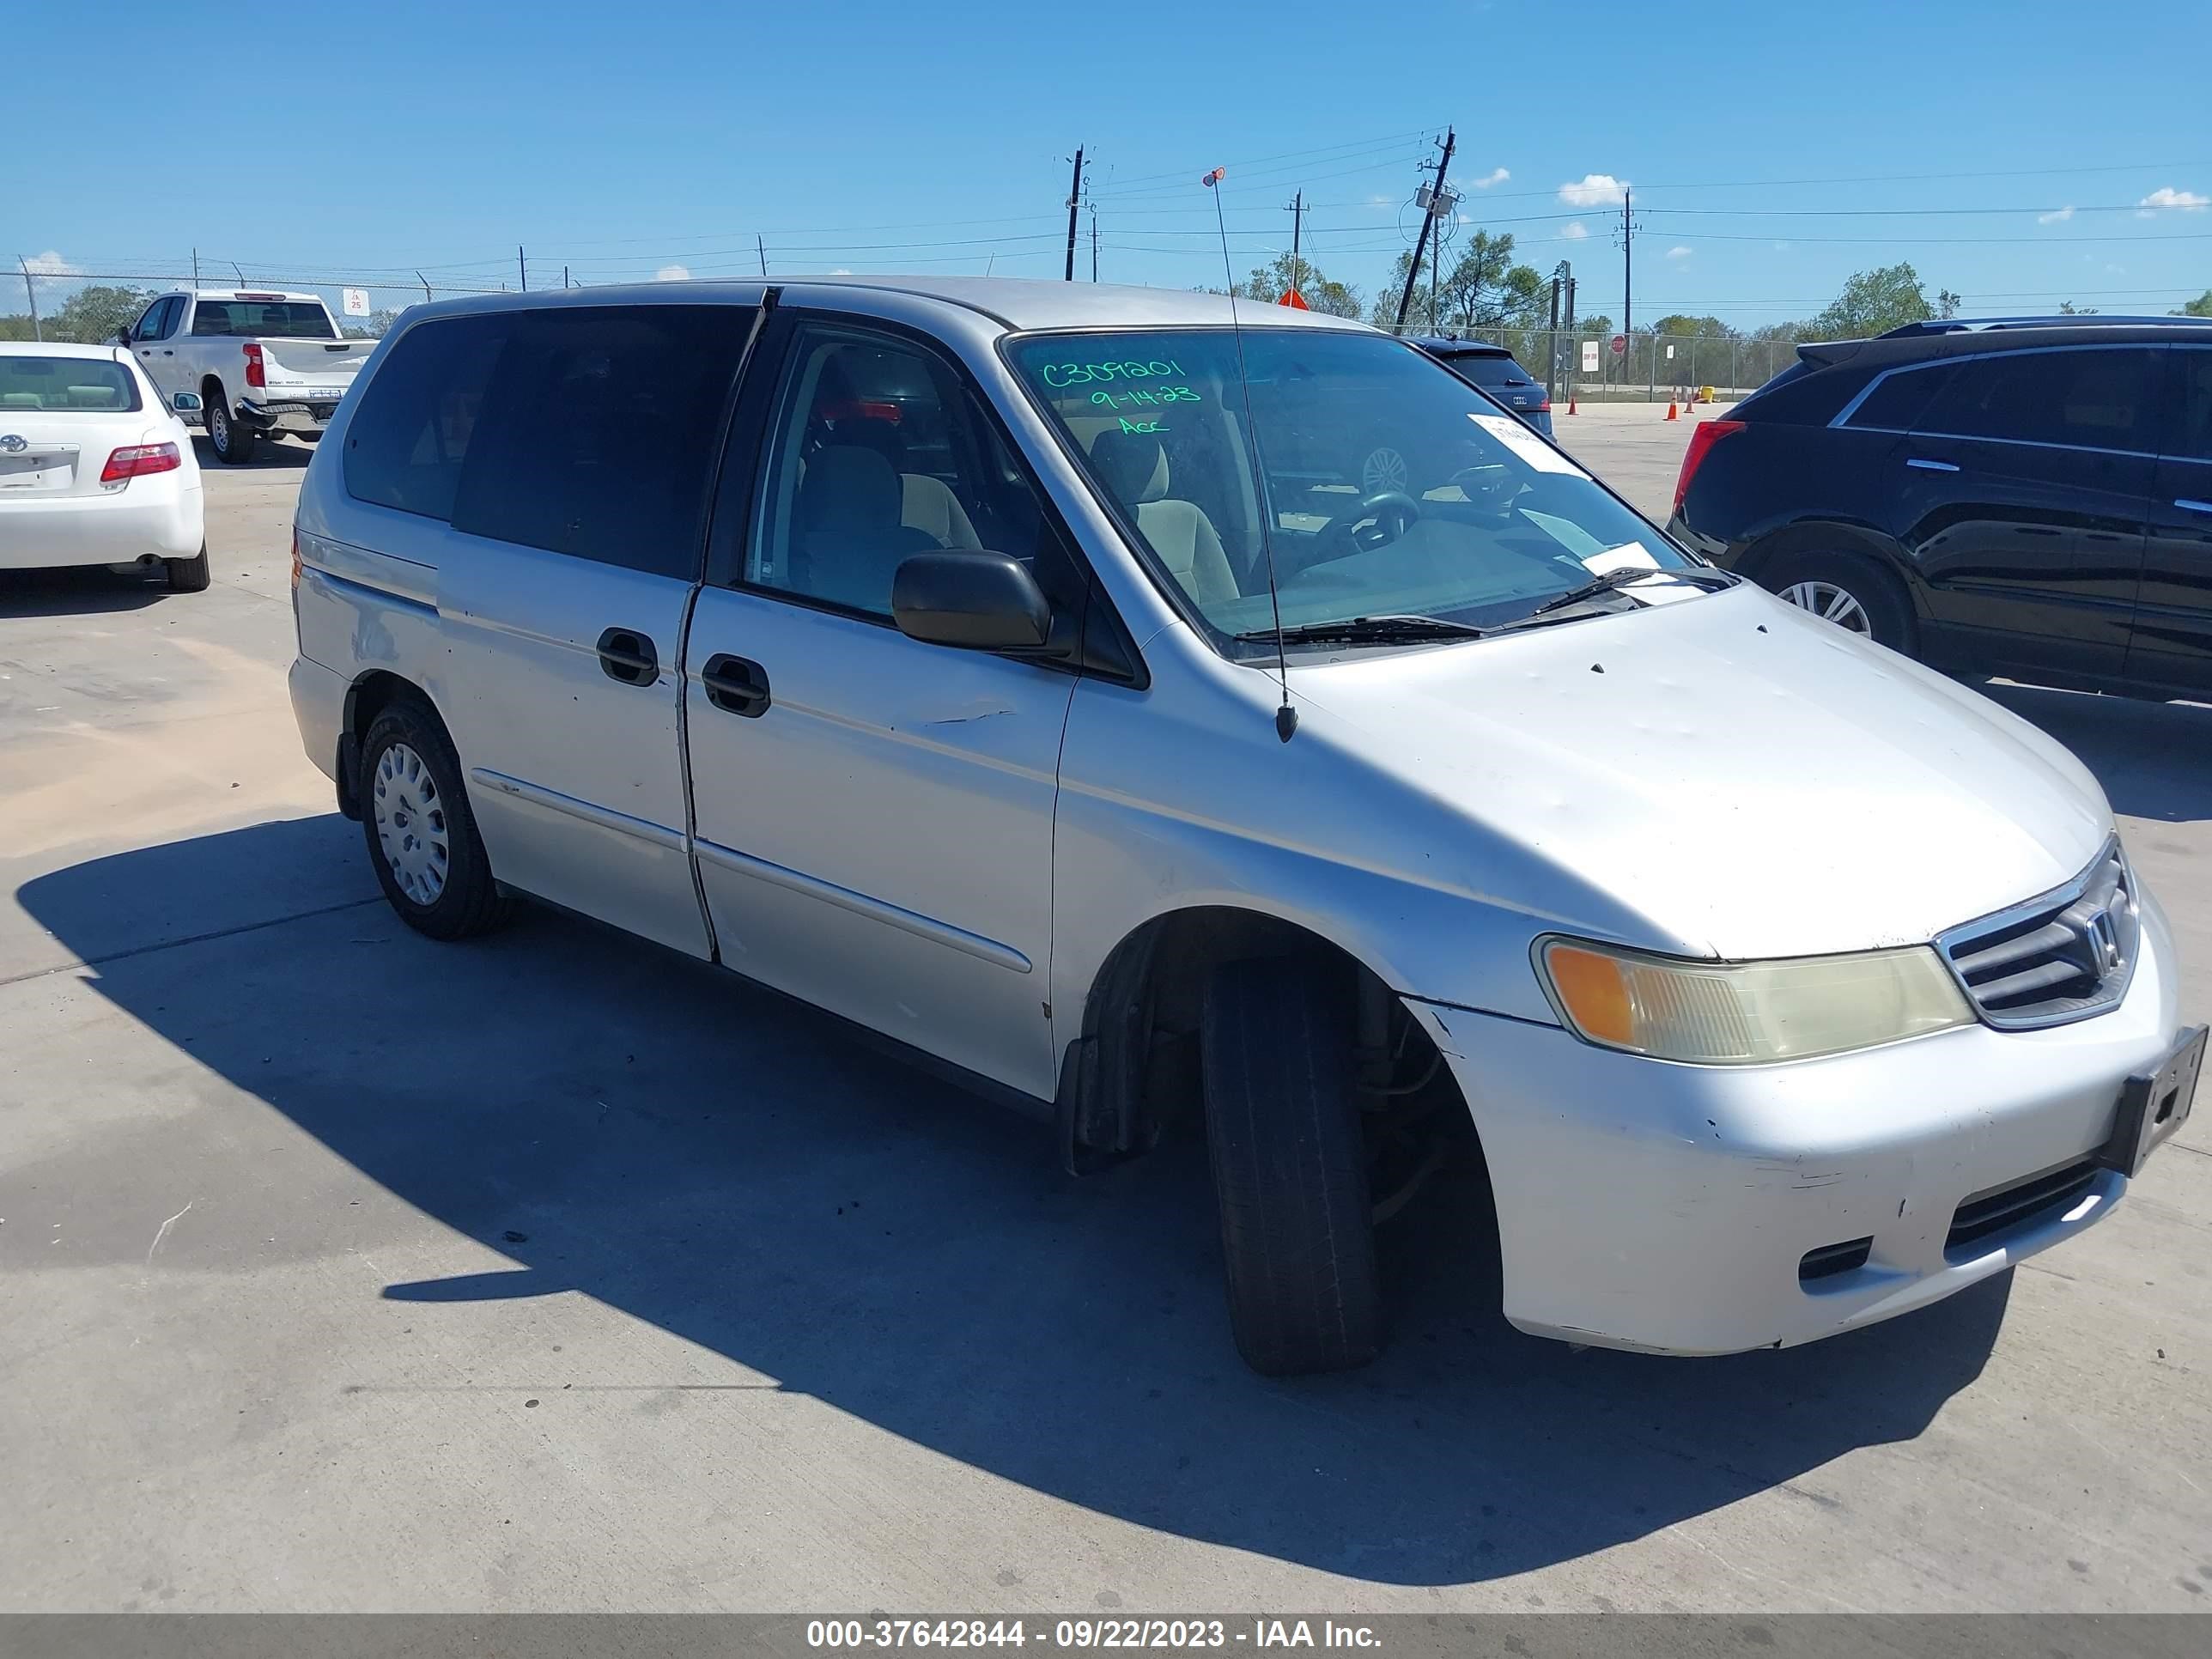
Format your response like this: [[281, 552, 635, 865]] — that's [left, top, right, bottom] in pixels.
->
[[120, 289, 374, 464]]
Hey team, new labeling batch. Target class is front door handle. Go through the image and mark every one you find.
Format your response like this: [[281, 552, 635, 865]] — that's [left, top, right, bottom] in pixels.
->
[[595, 627, 659, 686], [2176, 498, 2212, 515], [1905, 457, 1960, 473], [701, 653, 771, 717]]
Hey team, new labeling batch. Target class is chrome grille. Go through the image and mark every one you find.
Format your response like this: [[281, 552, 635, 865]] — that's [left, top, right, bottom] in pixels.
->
[[1936, 839, 2137, 1029]]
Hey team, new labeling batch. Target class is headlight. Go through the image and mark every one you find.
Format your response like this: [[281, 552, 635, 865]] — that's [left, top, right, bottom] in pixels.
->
[[1536, 937, 1972, 1065]]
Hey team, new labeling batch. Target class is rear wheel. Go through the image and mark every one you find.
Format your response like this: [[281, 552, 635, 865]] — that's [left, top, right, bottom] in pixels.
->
[[165, 544, 210, 592], [358, 697, 511, 940], [204, 387, 255, 465], [1761, 549, 1915, 654], [1200, 957, 1382, 1375]]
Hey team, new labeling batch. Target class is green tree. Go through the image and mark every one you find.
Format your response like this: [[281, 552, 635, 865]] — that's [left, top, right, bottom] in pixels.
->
[[1807, 263, 1950, 340], [2174, 289, 2212, 317], [0, 313, 40, 341], [1370, 229, 1546, 332], [2057, 300, 2100, 316], [46, 283, 155, 344], [342, 307, 404, 340], [1232, 252, 1361, 319], [1652, 313, 1738, 338]]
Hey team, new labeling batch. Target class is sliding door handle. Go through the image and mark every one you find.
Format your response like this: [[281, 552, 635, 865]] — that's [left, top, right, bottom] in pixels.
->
[[1905, 457, 1960, 473], [701, 653, 771, 717], [595, 627, 659, 686]]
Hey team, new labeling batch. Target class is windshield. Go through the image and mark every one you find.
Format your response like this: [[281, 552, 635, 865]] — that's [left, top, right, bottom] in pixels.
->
[[191, 301, 337, 339], [1007, 328, 1690, 651], [1442, 353, 1532, 388], [0, 356, 142, 412]]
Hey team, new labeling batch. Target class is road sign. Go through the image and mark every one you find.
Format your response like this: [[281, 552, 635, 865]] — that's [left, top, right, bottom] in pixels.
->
[[1580, 340, 1600, 374], [1609, 333, 1626, 356], [341, 287, 370, 318], [1279, 288, 1309, 309]]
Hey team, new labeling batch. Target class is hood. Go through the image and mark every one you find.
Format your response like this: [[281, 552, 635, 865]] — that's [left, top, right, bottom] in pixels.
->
[[1291, 583, 2112, 959]]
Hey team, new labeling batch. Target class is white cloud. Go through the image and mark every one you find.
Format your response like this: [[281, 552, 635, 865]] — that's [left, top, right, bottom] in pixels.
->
[[1772, 240, 1792, 251], [830, 267, 852, 276], [1468, 167, 1510, 190], [653, 264, 691, 282], [2138, 186, 2209, 216], [1666, 245, 1692, 260], [2106, 263, 2126, 274], [23, 250, 76, 276], [2037, 205, 2075, 225], [1559, 221, 1589, 240], [1558, 173, 1628, 208]]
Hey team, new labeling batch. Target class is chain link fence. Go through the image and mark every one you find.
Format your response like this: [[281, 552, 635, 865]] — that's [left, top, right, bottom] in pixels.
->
[[1382, 322, 1808, 404]]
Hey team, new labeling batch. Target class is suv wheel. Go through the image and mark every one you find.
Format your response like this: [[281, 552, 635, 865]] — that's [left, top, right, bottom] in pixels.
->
[[204, 391, 256, 465], [1200, 957, 1382, 1375], [1761, 550, 1914, 654], [358, 698, 512, 940]]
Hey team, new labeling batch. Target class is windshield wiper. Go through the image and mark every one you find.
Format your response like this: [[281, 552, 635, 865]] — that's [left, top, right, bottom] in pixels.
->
[[1235, 614, 1488, 647], [1519, 563, 1735, 620]]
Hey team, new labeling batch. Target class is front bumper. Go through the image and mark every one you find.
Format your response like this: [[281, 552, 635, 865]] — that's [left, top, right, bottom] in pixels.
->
[[1411, 890, 2184, 1356], [0, 482, 204, 569]]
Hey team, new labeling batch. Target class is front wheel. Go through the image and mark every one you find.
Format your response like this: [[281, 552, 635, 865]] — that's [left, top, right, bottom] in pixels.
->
[[1200, 957, 1382, 1376], [165, 544, 210, 592], [358, 698, 512, 940], [204, 391, 256, 465]]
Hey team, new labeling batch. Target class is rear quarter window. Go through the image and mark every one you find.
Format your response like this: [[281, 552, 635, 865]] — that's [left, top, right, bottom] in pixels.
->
[[1844, 362, 1957, 431], [342, 315, 511, 521]]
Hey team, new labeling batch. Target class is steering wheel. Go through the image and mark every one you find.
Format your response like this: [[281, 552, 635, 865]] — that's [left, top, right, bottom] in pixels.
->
[[1314, 490, 1422, 557]]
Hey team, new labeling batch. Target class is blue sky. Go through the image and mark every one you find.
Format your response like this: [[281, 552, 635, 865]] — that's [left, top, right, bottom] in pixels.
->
[[9, 0, 2210, 328]]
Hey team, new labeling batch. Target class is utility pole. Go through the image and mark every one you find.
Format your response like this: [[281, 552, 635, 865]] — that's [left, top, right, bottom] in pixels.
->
[[191, 247, 200, 286], [757, 234, 768, 278], [1613, 187, 1638, 364], [1393, 126, 1455, 331], [1285, 190, 1304, 298], [562, 265, 570, 289], [18, 258, 40, 342], [517, 246, 527, 292], [1063, 146, 1086, 282]]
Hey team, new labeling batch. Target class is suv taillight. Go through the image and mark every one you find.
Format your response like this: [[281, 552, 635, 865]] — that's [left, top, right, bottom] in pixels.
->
[[1672, 418, 1745, 519], [1536, 397, 1553, 411], [244, 342, 265, 389], [101, 442, 181, 483]]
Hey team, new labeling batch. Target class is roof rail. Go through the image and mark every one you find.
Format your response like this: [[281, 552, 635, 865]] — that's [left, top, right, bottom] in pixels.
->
[[1878, 315, 2203, 338]]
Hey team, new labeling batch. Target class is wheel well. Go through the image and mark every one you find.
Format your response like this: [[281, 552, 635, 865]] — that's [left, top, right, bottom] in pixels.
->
[[336, 672, 428, 817], [1735, 521, 1922, 614], [200, 374, 226, 405], [1057, 907, 1468, 1175]]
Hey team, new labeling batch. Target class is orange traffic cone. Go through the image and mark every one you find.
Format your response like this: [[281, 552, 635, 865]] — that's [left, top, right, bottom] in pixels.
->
[[1665, 401, 1679, 420], [1566, 398, 1578, 416]]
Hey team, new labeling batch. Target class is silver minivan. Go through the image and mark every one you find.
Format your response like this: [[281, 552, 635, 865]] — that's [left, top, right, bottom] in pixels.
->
[[289, 278, 2200, 1375]]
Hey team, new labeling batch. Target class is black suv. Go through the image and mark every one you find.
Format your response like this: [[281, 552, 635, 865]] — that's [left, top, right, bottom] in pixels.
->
[[1669, 318, 2212, 701], [1412, 338, 1553, 435]]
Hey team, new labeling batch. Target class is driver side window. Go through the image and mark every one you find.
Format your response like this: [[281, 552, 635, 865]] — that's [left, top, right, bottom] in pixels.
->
[[746, 324, 1065, 618]]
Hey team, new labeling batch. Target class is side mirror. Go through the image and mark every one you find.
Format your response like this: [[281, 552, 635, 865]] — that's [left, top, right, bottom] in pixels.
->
[[116, 327, 134, 346], [891, 550, 1052, 651]]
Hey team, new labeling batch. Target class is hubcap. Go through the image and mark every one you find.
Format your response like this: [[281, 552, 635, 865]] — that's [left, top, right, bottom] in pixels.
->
[[1359, 446, 1409, 495], [210, 404, 228, 451], [1781, 579, 1873, 635], [372, 742, 450, 905]]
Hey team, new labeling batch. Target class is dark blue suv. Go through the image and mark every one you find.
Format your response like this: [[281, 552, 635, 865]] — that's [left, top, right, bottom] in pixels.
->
[[1413, 338, 1553, 436]]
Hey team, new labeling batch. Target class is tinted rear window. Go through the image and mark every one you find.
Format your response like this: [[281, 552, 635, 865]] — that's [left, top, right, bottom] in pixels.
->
[[447, 305, 753, 578], [1920, 348, 2160, 450], [343, 315, 510, 521], [1844, 362, 1956, 431], [191, 301, 336, 339], [0, 356, 141, 412], [1440, 353, 1529, 386]]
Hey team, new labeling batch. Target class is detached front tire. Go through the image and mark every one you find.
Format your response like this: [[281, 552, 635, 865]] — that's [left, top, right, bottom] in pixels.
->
[[1201, 957, 1382, 1376], [358, 697, 511, 940]]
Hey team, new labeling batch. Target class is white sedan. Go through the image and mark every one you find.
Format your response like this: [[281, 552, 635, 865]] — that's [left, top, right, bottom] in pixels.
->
[[0, 342, 208, 590]]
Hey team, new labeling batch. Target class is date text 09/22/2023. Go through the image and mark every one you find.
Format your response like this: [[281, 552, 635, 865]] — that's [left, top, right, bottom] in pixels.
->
[[805, 1618, 1383, 1650]]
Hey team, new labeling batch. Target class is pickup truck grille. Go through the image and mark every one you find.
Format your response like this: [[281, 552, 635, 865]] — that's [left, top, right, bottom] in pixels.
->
[[1936, 839, 2136, 1029]]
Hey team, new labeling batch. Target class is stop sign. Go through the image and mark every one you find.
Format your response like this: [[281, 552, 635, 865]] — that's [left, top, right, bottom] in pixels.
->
[[1609, 333, 1627, 356]]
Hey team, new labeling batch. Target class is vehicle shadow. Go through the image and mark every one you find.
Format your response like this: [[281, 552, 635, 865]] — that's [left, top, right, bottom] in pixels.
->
[[1981, 683, 2212, 823], [0, 565, 176, 617], [188, 434, 314, 470], [17, 814, 2013, 1587]]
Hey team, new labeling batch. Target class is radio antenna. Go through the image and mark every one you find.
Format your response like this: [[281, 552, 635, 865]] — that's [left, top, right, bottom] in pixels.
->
[[1203, 167, 1296, 743]]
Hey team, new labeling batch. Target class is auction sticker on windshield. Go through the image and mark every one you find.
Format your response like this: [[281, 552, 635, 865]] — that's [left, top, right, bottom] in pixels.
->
[[1470, 412, 1587, 477]]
